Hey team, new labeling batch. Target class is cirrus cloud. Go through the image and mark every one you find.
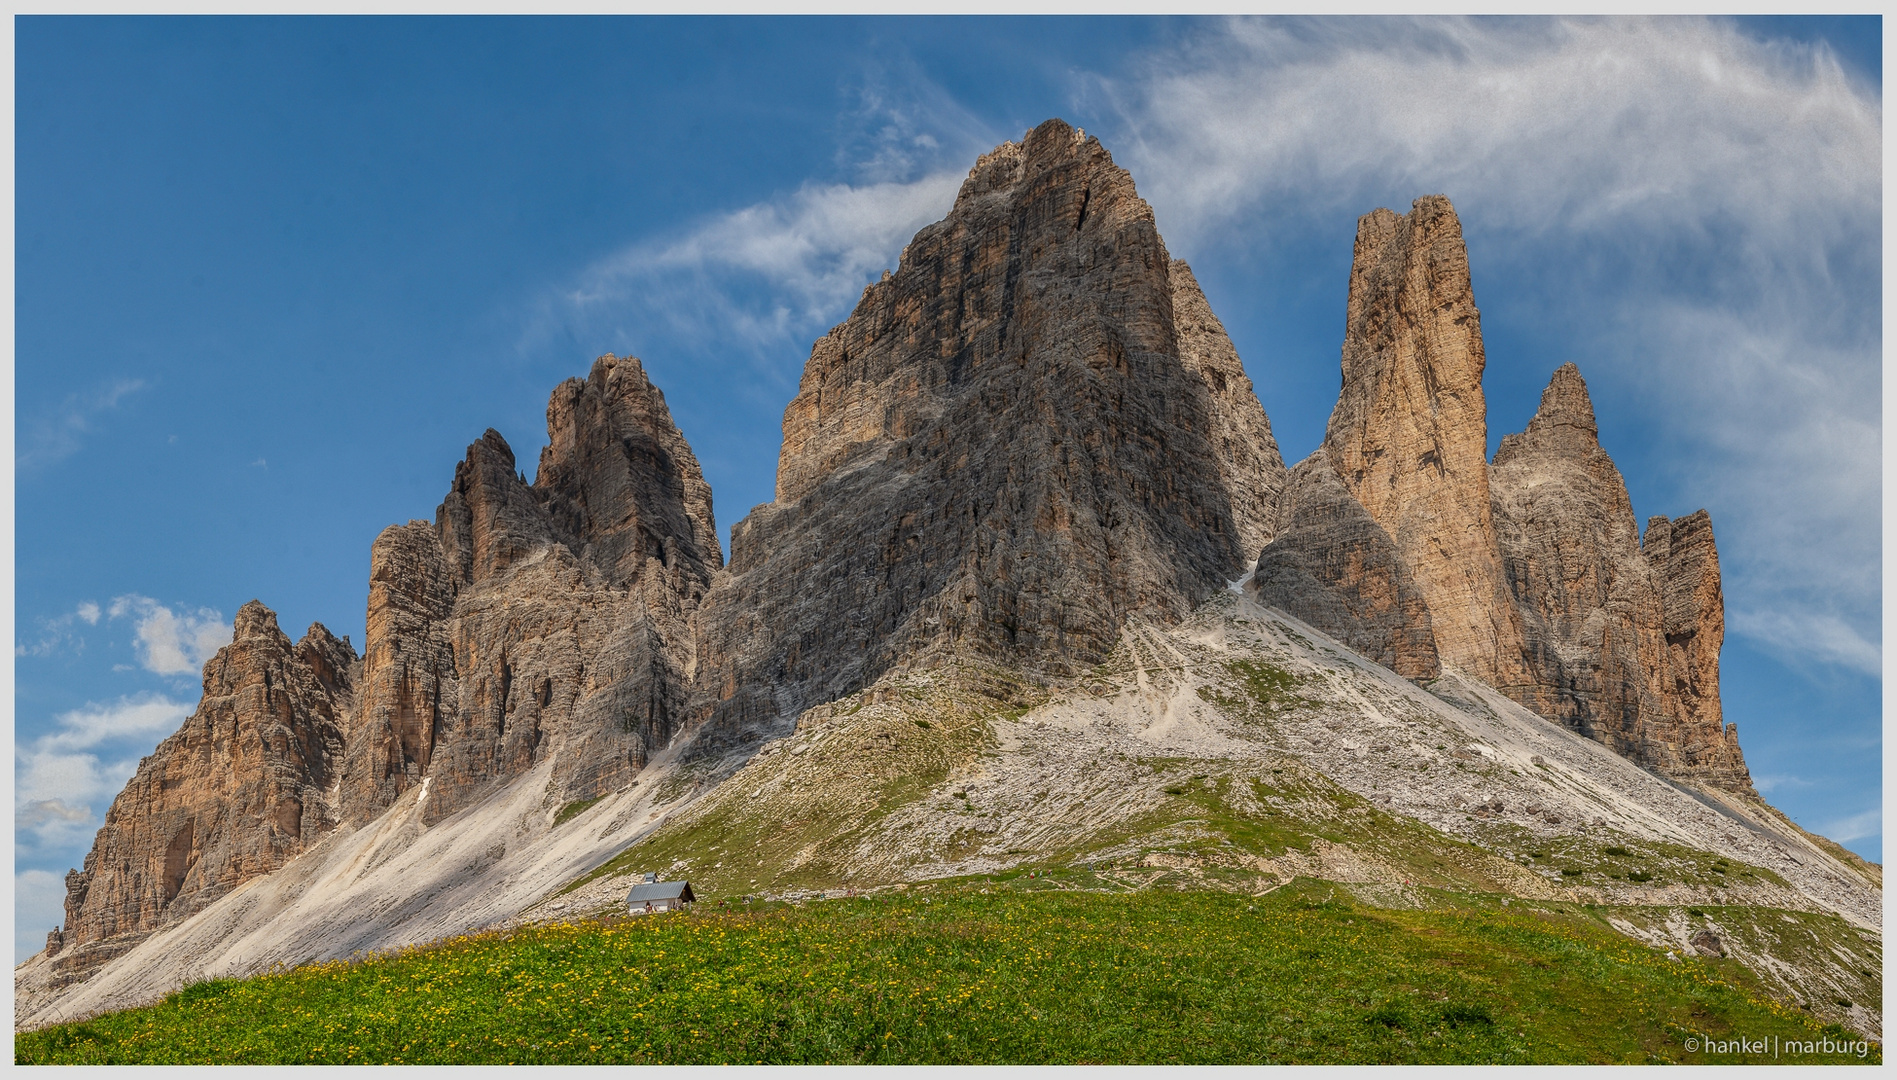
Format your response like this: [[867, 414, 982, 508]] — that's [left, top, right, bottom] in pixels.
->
[[1102, 15, 1880, 676]]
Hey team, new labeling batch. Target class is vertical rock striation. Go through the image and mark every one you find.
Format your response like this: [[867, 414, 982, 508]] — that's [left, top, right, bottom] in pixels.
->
[[1250, 449, 1440, 679], [1170, 259, 1287, 562], [342, 354, 721, 825], [52, 602, 354, 983], [1322, 196, 1530, 693], [1488, 363, 1752, 792], [1642, 511, 1753, 791], [691, 118, 1284, 750], [1490, 362, 1657, 739]]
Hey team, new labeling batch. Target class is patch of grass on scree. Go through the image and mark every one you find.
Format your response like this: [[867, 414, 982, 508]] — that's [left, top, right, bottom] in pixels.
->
[[18, 881, 1873, 1065]]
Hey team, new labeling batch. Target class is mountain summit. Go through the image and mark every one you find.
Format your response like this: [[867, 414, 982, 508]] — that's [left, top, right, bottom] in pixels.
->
[[21, 122, 1867, 1041], [692, 117, 1285, 754]]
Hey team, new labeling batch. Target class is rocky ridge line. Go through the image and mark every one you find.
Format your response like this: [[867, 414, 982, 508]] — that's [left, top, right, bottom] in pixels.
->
[[34, 126, 1782, 1021], [48, 602, 355, 986], [688, 117, 1285, 755], [344, 353, 722, 826]]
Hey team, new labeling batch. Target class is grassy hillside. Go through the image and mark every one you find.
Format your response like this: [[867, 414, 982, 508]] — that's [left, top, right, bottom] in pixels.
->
[[17, 880, 1876, 1065]]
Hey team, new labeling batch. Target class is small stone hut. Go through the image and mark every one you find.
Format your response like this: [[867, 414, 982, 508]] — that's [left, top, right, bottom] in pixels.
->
[[625, 873, 695, 915]]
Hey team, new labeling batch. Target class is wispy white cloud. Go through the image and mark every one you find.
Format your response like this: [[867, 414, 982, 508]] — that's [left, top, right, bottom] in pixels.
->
[[1815, 807, 1882, 846], [14, 693, 192, 856], [831, 55, 1002, 185], [17, 378, 146, 472], [539, 171, 965, 378], [1103, 15, 1879, 676], [107, 595, 231, 676], [17, 601, 103, 659], [521, 69, 996, 393], [1108, 16, 1875, 252], [583, 173, 965, 345]]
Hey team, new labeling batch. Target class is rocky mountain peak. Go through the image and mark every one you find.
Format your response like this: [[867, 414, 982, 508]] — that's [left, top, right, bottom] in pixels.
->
[[232, 599, 279, 641], [1496, 362, 1601, 463], [295, 622, 355, 698], [693, 118, 1283, 751], [49, 600, 354, 985], [437, 427, 552, 586], [947, 118, 1101, 217], [341, 353, 720, 825], [537, 353, 722, 589], [28, 142, 1813, 1033], [1324, 195, 1529, 691]]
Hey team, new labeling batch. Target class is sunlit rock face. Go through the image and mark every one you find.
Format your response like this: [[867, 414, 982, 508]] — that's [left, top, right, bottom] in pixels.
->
[[688, 117, 1286, 754], [1322, 195, 1531, 695], [53, 602, 354, 985], [341, 354, 722, 826]]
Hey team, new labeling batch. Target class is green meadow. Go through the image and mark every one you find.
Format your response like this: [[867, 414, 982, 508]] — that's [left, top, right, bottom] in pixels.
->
[[16, 880, 1876, 1065]]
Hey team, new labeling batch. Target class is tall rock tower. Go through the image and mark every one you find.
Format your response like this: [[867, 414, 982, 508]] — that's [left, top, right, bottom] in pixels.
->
[[341, 354, 722, 825], [1321, 196, 1531, 693], [691, 118, 1286, 749]]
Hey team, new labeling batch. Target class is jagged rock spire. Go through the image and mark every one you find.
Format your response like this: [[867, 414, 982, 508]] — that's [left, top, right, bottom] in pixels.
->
[[341, 353, 720, 825], [53, 601, 355, 982], [692, 118, 1285, 749], [1322, 195, 1530, 692], [1502, 361, 1599, 455], [1491, 363, 1751, 792]]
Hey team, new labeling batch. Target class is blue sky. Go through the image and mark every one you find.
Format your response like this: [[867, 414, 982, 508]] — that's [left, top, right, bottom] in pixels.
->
[[13, 15, 1881, 960]]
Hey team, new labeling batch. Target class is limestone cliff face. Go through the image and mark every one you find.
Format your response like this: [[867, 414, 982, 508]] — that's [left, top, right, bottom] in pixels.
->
[[1323, 196, 1530, 692], [1490, 364, 1752, 792], [1490, 362, 1656, 734], [692, 118, 1281, 749], [1250, 449, 1440, 679], [1170, 259, 1286, 562], [51, 602, 354, 983], [342, 354, 720, 825], [1643, 510, 1753, 791]]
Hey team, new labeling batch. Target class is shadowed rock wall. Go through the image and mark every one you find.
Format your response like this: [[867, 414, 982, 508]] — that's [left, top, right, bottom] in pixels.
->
[[690, 118, 1285, 751], [1251, 449, 1440, 680]]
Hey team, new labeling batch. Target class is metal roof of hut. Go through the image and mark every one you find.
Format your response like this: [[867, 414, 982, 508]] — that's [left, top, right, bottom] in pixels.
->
[[625, 880, 695, 905]]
